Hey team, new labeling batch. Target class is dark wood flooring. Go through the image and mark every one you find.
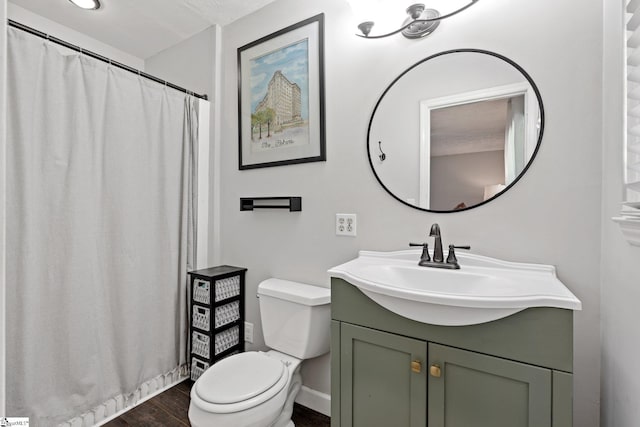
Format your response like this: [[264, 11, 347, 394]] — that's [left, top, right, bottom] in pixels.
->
[[103, 380, 330, 426]]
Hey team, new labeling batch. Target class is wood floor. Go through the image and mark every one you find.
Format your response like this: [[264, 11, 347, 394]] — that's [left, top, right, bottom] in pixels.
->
[[103, 380, 330, 427]]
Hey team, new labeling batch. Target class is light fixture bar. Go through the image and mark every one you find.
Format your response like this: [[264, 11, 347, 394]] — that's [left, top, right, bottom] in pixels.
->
[[356, 0, 479, 39], [68, 0, 101, 10]]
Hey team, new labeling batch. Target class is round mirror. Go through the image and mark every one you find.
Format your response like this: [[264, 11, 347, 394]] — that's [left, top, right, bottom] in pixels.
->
[[367, 49, 544, 212]]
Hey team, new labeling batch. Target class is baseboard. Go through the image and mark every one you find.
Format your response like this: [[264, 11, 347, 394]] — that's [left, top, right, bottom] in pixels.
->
[[92, 374, 188, 427], [295, 386, 331, 417]]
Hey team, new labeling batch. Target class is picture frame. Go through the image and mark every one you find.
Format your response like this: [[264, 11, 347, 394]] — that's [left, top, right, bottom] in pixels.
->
[[237, 14, 326, 170]]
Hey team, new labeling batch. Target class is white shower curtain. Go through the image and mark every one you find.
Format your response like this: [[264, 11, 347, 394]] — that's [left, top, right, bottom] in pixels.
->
[[6, 28, 197, 425]]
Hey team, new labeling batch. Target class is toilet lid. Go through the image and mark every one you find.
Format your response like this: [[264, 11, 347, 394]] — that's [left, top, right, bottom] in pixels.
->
[[196, 352, 286, 404]]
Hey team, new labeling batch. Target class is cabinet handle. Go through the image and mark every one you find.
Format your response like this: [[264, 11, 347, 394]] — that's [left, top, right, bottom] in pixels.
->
[[411, 360, 422, 373], [430, 364, 442, 378]]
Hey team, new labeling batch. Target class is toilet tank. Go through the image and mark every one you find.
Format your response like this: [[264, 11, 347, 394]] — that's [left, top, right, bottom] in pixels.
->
[[257, 278, 331, 359]]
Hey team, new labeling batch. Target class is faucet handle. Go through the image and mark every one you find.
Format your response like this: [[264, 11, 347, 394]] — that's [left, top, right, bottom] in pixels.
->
[[409, 242, 431, 263], [446, 245, 471, 265]]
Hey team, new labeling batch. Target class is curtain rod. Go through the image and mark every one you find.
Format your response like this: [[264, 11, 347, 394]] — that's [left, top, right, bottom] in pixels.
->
[[8, 19, 208, 101]]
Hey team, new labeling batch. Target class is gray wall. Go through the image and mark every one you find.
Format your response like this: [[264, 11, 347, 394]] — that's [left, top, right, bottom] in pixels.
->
[[600, 0, 640, 426], [431, 150, 505, 210], [145, 28, 216, 95], [219, 0, 602, 424]]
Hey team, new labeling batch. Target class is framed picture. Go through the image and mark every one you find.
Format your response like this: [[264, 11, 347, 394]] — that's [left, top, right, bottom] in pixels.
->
[[237, 14, 325, 170]]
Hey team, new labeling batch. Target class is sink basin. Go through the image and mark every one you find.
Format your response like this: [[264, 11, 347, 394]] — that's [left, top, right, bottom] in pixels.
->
[[328, 250, 582, 326]]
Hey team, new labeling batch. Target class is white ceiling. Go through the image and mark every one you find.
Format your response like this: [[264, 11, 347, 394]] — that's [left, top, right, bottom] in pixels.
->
[[9, 0, 278, 59], [431, 98, 511, 157]]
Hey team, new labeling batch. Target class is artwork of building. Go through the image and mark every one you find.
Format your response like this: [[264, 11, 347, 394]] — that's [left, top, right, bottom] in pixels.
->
[[255, 70, 302, 126]]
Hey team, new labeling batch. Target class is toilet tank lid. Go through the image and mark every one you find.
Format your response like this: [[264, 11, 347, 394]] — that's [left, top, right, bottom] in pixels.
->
[[258, 278, 330, 306]]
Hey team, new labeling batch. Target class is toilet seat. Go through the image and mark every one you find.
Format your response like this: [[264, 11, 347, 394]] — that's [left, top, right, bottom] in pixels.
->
[[193, 352, 289, 414]]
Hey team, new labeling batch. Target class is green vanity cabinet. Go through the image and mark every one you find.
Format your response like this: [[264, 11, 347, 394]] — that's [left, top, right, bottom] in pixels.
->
[[331, 278, 574, 427], [340, 323, 427, 427], [428, 343, 551, 427]]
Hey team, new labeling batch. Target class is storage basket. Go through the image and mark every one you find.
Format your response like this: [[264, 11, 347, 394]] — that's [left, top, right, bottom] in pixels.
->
[[193, 279, 210, 305], [215, 325, 240, 355], [192, 305, 210, 331], [214, 300, 240, 328], [191, 357, 210, 381], [192, 331, 210, 359], [215, 275, 241, 301]]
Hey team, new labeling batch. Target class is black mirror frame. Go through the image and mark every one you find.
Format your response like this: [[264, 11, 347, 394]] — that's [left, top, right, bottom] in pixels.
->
[[366, 49, 545, 213]]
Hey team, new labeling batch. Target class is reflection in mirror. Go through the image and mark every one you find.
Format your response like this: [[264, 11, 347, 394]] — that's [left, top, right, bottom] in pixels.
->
[[368, 50, 544, 212]]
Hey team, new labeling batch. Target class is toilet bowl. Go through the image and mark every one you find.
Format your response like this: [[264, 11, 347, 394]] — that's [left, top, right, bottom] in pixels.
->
[[189, 351, 301, 427], [188, 279, 331, 427]]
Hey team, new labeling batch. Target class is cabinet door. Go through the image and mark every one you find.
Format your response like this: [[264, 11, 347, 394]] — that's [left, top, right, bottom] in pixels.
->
[[341, 323, 427, 427], [428, 343, 551, 427]]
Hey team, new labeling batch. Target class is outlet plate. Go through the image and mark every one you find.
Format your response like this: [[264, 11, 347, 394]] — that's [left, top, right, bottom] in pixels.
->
[[244, 321, 254, 343], [336, 213, 357, 236]]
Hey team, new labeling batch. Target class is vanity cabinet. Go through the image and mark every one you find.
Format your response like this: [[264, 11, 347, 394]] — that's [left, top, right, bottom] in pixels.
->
[[340, 324, 427, 427], [331, 278, 574, 427], [428, 343, 551, 427]]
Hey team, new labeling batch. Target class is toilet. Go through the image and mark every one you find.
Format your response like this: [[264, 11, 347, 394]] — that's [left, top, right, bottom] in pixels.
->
[[188, 278, 331, 427]]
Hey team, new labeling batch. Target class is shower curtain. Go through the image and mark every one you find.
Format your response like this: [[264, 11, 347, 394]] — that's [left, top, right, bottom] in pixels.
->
[[6, 28, 198, 425]]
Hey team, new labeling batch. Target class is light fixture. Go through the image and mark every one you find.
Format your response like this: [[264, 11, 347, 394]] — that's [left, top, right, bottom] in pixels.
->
[[351, 0, 479, 40], [68, 0, 101, 10]]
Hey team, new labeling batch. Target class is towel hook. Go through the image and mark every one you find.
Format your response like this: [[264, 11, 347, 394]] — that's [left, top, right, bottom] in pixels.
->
[[378, 140, 386, 162]]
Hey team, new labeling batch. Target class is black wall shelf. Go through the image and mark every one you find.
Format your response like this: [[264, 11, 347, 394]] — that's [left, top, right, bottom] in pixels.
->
[[240, 197, 302, 212]]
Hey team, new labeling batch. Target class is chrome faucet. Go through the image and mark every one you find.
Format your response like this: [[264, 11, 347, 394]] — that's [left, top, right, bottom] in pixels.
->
[[410, 223, 470, 269]]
